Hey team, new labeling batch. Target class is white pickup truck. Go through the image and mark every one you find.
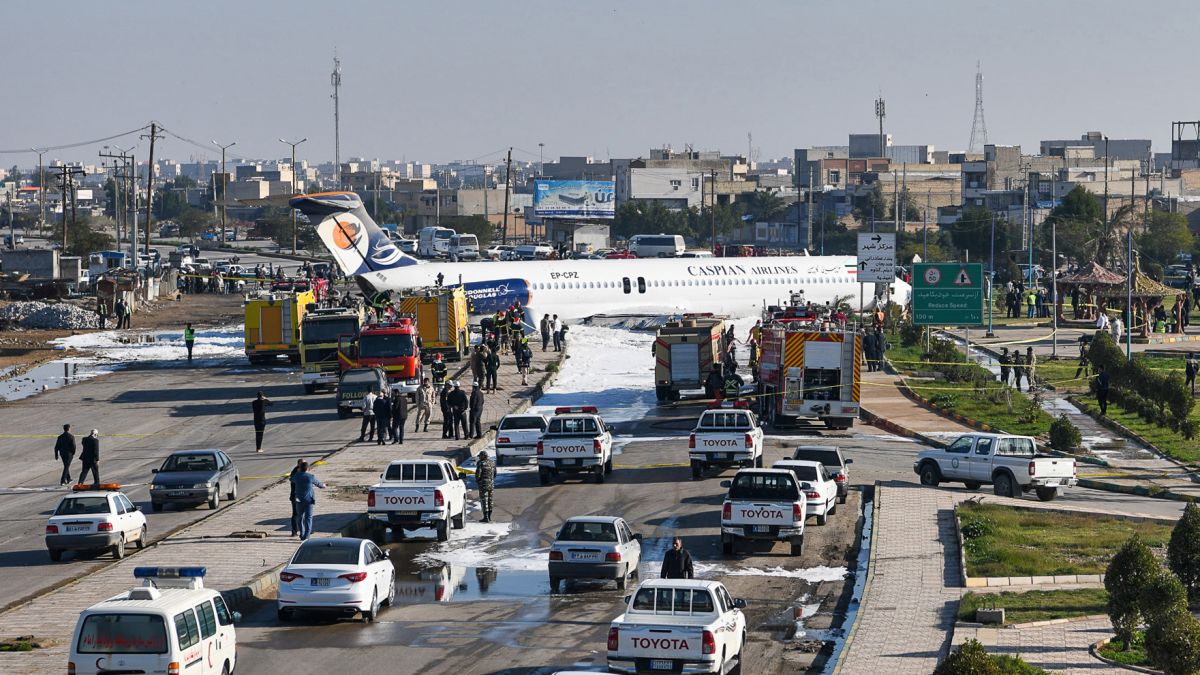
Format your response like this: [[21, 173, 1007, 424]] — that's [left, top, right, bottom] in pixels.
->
[[914, 432, 1078, 501], [536, 406, 613, 485], [688, 406, 764, 480], [720, 468, 807, 556], [367, 459, 468, 541], [607, 579, 748, 675]]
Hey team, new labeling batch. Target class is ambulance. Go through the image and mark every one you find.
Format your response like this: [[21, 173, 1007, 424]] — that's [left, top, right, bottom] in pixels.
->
[[69, 566, 238, 675]]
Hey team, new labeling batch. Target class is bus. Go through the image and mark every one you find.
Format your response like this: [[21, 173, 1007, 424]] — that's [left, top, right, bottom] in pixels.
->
[[418, 227, 455, 258]]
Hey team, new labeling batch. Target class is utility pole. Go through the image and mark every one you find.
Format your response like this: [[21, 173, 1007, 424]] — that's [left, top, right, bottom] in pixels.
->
[[280, 138, 308, 254], [30, 148, 46, 230], [211, 140, 235, 233], [141, 122, 162, 255], [53, 166, 85, 251], [1103, 136, 1110, 242], [805, 167, 814, 252], [501, 147, 512, 245], [987, 213, 996, 337], [710, 170, 717, 247], [538, 143, 544, 177], [892, 170, 899, 230], [874, 97, 886, 158], [923, 189, 930, 260], [331, 54, 342, 189]]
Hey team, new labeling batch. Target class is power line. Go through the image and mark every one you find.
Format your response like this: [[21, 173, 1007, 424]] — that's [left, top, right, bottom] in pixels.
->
[[0, 125, 150, 155]]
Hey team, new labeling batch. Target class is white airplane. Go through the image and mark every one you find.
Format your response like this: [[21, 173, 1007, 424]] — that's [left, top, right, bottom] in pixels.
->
[[291, 192, 912, 321]]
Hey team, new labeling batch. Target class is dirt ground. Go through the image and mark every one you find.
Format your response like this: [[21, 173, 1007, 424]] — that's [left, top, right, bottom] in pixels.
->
[[0, 293, 244, 372]]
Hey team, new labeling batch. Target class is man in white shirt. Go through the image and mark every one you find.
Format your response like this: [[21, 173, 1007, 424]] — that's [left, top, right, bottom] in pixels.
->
[[552, 315, 564, 352], [1111, 316, 1123, 343], [359, 389, 378, 442], [1096, 312, 1109, 331]]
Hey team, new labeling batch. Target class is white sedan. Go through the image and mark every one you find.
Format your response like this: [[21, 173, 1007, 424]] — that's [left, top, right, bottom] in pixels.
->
[[773, 459, 839, 525], [549, 516, 642, 592], [277, 537, 395, 623]]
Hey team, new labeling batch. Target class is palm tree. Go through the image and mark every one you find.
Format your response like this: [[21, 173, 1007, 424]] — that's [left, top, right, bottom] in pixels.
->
[[744, 190, 787, 223]]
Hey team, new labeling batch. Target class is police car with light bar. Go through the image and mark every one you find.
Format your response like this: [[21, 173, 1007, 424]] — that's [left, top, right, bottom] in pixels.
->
[[69, 567, 239, 675], [47, 484, 147, 562], [536, 406, 614, 485]]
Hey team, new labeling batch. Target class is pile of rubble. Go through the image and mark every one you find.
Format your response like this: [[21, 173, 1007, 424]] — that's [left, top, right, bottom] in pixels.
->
[[0, 302, 99, 330]]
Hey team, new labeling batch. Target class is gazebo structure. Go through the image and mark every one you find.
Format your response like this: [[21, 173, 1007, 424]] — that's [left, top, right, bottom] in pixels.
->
[[1095, 254, 1185, 338], [1055, 261, 1125, 322]]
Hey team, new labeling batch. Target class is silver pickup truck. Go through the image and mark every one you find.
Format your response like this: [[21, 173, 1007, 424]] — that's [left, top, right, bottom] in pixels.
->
[[913, 433, 1077, 501]]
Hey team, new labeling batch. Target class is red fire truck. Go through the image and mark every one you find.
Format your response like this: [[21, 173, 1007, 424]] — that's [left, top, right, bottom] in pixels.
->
[[756, 325, 861, 430], [338, 319, 423, 398]]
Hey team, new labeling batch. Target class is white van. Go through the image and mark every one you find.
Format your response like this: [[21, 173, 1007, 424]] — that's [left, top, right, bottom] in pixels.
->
[[514, 244, 554, 260], [418, 227, 455, 258], [449, 233, 480, 261], [69, 566, 238, 675], [629, 234, 686, 258]]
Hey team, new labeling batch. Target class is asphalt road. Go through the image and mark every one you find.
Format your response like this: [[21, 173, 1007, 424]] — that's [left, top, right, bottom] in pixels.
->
[[0, 363, 363, 609]]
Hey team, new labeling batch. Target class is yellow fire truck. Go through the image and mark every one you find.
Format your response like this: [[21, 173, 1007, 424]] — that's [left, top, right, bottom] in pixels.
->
[[653, 314, 728, 402], [396, 286, 470, 362], [243, 289, 314, 364], [300, 306, 364, 393]]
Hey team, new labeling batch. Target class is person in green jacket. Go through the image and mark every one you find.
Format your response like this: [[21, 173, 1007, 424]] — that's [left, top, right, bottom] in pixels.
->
[[183, 323, 196, 362], [1026, 290, 1037, 319], [96, 299, 109, 329], [485, 348, 500, 393]]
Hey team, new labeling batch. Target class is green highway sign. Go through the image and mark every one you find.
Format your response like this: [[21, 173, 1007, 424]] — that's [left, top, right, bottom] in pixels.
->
[[912, 262, 984, 326]]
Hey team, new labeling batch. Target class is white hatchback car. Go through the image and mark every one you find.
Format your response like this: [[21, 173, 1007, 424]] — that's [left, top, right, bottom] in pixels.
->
[[773, 459, 839, 525], [46, 486, 147, 562], [277, 538, 396, 623], [549, 516, 642, 592]]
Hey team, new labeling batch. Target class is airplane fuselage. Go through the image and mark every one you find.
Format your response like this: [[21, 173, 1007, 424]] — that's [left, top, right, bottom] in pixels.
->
[[358, 255, 901, 321]]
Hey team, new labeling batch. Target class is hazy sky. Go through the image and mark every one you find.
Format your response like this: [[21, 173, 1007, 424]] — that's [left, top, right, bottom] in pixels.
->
[[4, 0, 1195, 168]]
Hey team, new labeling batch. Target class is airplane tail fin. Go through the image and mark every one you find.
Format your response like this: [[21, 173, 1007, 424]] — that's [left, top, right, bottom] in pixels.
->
[[289, 191, 418, 278]]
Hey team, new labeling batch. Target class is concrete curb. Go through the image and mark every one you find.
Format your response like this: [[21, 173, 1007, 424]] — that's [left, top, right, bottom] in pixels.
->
[[858, 405, 949, 449], [1090, 637, 1162, 674], [831, 481, 882, 675], [956, 613, 1110, 630]]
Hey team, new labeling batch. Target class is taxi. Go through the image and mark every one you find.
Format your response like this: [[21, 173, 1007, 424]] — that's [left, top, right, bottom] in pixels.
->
[[46, 484, 147, 562], [69, 566, 239, 675]]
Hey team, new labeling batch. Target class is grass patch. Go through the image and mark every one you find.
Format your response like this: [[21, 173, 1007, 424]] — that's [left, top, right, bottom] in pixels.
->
[[1074, 394, 1200, 463], [957, 502, 1173, 577], [885, 342, 1053, 436], [0, 642, 32, 652], [957, 588, 1109, 625], [1098, 631, 1151, 667]]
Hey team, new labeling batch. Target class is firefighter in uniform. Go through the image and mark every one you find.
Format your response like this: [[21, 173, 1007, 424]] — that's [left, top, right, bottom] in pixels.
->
[[475, 450, 496, 523], [722, 371, 744, 401], [496, 310, 510, 354], [430, 352, 448, 388]]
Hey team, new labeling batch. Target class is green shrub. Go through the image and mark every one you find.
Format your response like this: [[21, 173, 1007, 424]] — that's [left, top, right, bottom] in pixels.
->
[[1141, 569, 1190, 665], [1048, 414, 1082, 452], [1168, 502, 1200, 604], [935, 639, 999, 674], [1105, 536, 1162, 650], [545, 362, 559, 373], [899, 320, 924, 347], [1150, 613, 1200, 675], [929, 393, 957, 408]]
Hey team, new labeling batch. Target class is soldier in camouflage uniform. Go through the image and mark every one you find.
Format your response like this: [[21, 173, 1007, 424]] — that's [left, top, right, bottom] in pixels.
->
[[475, 450, 496, 523]]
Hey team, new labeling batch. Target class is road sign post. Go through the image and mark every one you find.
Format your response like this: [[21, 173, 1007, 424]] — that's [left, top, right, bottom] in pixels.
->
[[912, 262, 985, 326], [856, 232, 896, 283]]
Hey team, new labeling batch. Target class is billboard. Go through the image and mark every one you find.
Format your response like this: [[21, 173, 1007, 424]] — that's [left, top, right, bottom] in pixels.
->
[[533, 180, 615, 219]]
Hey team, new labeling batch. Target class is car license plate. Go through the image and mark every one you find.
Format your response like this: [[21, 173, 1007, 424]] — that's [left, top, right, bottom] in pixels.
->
[[169, 491, 188, 497], [310, 578, 330, 587], [752, 525, 770, 533], [716, 453, 729, 460], [65, 525, 89, 533], [562, 458, 578, 466], [651, 659, 673, 670], [394, 511, 418, 517], [571, 552, 598, 561]]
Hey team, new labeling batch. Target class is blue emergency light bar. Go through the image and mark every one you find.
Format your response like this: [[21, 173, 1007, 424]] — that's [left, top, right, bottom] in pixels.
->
[[133, 566, 207, 579]]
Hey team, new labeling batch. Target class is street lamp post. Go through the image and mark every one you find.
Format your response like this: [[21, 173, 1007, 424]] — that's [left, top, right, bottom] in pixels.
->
[[987, 213, 996, 337], [211, 140, 236, 235], [538, 143, 544, 176], [279, 138, 307, 255]]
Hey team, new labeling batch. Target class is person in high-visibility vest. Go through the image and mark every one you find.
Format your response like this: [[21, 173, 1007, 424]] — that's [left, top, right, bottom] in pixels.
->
[[183, 323, 196, 362]]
